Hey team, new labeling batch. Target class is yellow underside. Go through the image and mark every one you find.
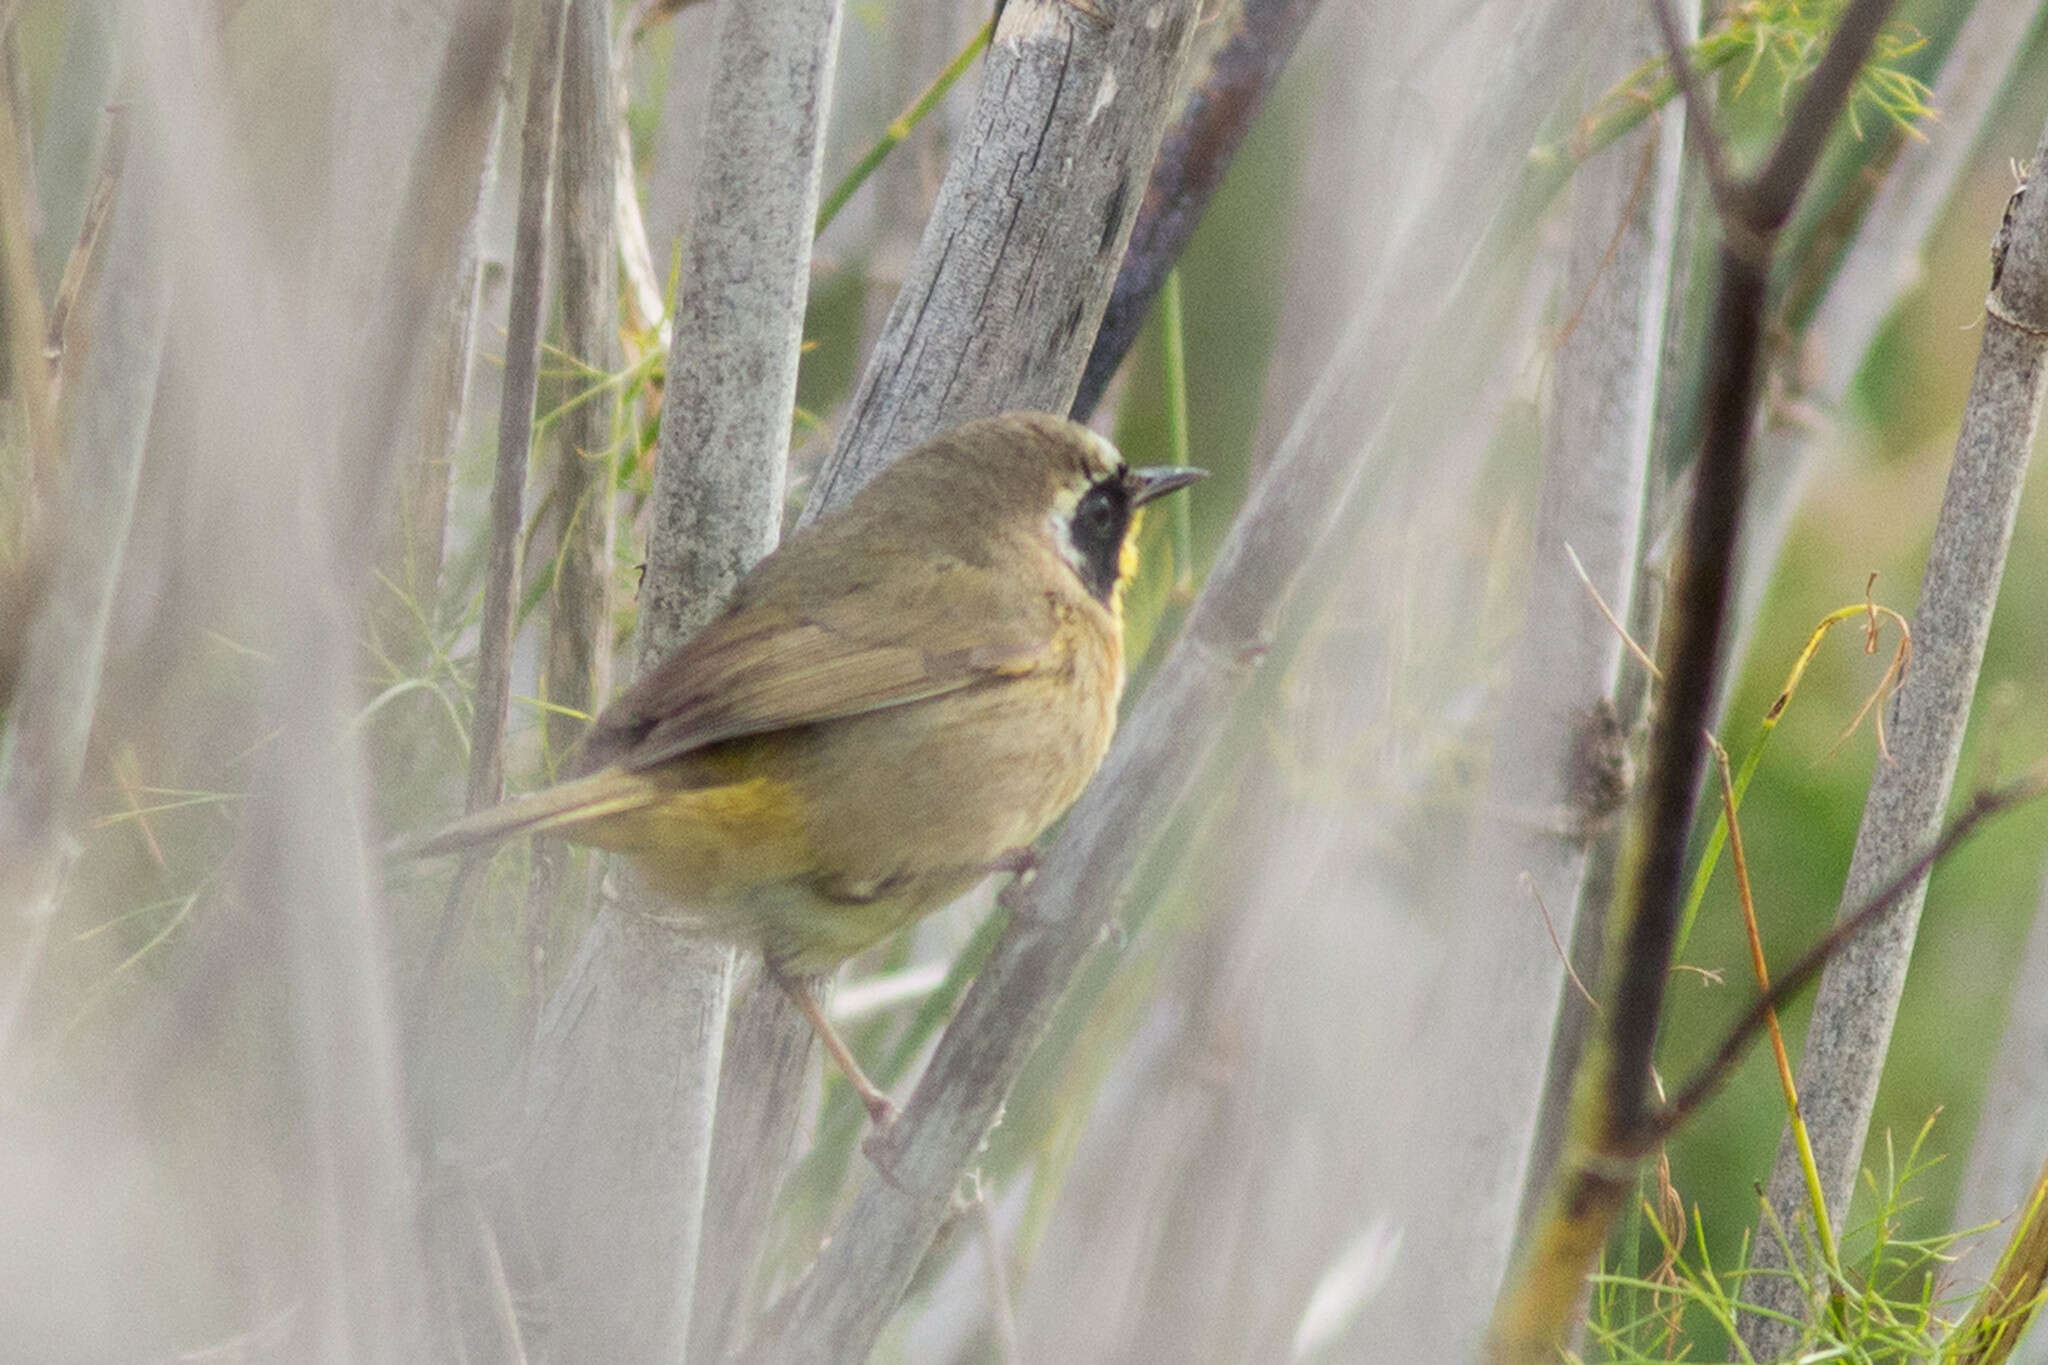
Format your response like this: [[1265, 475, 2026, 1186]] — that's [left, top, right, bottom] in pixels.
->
[[569, 771, 969, 974]]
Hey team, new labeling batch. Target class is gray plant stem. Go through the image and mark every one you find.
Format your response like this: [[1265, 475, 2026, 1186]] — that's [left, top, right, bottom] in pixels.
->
[[1739, 113, 2048, 1358], [469, 0, 567, 819], [32, 0, 114, 297], [0, 132, 169, 1064], [1724, 0, 2045, 700], [689, 964, 816, 1362], [1953, 858, 2048, 1327], [1413, 0, 1687, 1331], [504, 0, 842, 1357], [742, 7, 1595, 1353], [524, 0, 617, 1032], [694, 2, 1205, 1350], [410, 0, 568, 1030], [391, 93, 503, 640]]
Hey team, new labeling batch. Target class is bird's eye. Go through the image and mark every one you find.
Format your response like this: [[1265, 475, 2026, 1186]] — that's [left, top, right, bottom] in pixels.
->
[[1067, 484, 1131, 604]]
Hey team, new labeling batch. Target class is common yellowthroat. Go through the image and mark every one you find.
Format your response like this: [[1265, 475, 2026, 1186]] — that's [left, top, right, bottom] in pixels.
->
[[408, 412, 1202, 1122]]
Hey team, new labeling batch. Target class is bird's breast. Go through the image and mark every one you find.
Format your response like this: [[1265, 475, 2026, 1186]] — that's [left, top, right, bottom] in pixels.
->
[[790, 604, 1121, 897]]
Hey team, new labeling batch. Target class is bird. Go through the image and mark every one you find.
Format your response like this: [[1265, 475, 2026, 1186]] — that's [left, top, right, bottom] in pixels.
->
[[404, 411, 1203, 1125]]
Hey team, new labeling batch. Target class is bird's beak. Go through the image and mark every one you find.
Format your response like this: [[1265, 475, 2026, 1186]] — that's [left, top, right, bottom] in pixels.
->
[[1129, 466, 1207, 506]]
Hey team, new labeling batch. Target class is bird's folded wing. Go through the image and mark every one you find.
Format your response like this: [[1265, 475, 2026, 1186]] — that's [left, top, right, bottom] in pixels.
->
[[578, 553, 1056, 773]]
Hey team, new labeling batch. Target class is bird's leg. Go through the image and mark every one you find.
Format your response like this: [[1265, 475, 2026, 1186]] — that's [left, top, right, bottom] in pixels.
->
[[985, 846, 1039, 878], [775, 970, 899, 1129], [989, 846, 1039, 913]]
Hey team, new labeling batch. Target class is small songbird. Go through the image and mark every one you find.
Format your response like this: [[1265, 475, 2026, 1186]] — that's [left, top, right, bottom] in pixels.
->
[[407, 412, 1202, 1124]]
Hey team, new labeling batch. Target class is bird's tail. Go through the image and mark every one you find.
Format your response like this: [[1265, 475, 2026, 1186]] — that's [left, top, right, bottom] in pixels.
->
[[392, 766, 663, 860]]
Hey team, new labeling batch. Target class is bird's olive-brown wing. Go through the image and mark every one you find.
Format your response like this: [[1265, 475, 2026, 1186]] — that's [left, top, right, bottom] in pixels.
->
[[575, 545, 1059, 775]]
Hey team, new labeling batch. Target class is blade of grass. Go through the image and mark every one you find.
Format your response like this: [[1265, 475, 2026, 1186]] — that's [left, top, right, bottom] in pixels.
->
[[814, 19, 991, 236], [1710, 739, 1839, 1277], [1675, 598, 1911, 957]]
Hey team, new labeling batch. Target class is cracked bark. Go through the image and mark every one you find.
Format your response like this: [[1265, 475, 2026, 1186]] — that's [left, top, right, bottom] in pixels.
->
[[699, 4, 1204, 1356]]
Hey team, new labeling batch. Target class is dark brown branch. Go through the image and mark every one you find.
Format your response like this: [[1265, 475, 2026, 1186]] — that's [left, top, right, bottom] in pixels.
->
[[1600, 0, 1899, 1156], [1069, 0, 1325, 420], [1746, 0, 1896, 230], [1600, 238, 1761, 1136]]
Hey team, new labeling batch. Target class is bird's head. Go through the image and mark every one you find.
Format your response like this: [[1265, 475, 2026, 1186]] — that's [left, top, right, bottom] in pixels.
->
[[868, 413, 1204, 608]]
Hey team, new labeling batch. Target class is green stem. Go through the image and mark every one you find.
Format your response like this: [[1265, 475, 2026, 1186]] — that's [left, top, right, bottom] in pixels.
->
[[815, 20, 992, 236], [1158, 268, 1195, 597]]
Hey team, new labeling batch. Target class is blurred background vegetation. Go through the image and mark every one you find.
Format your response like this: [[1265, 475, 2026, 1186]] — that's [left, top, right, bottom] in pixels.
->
[[9, 0, 2048, 1359]]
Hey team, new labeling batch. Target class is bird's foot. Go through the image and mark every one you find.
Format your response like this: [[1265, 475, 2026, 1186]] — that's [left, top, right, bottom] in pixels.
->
[[862, 1118, 910, 1191], [987, 846, 1040, 878], [992, 847, 1040, 913]]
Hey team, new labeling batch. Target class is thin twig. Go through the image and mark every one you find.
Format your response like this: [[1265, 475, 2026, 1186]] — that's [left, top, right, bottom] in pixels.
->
[[814, 19, 991, 237], [1565, 541, 1662, 680], [1655, 770, 2048, 1138], [1525, 875, 1598, 1011], [410, 0, 569, 1023], [470, 0, 568, 817], [1708, 738, 1836, 1267], [1645, 0, 1733, 207]]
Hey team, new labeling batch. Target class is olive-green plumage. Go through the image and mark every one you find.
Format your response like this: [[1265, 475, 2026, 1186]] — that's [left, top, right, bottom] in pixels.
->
[[407, 412, 1200, 1116]]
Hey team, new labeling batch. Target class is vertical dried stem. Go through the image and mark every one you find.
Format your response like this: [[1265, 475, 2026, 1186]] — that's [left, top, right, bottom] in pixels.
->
[[704, 3, 1208, 1352], [506, 0, 843, 1357], [409, 0, 569, 1018], [545, 0, 620, 755], [469, 0, 568, 819], [0, 52, 53, 493], [0, 137, 169, 1060], [522, 0, 621, 1027]]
